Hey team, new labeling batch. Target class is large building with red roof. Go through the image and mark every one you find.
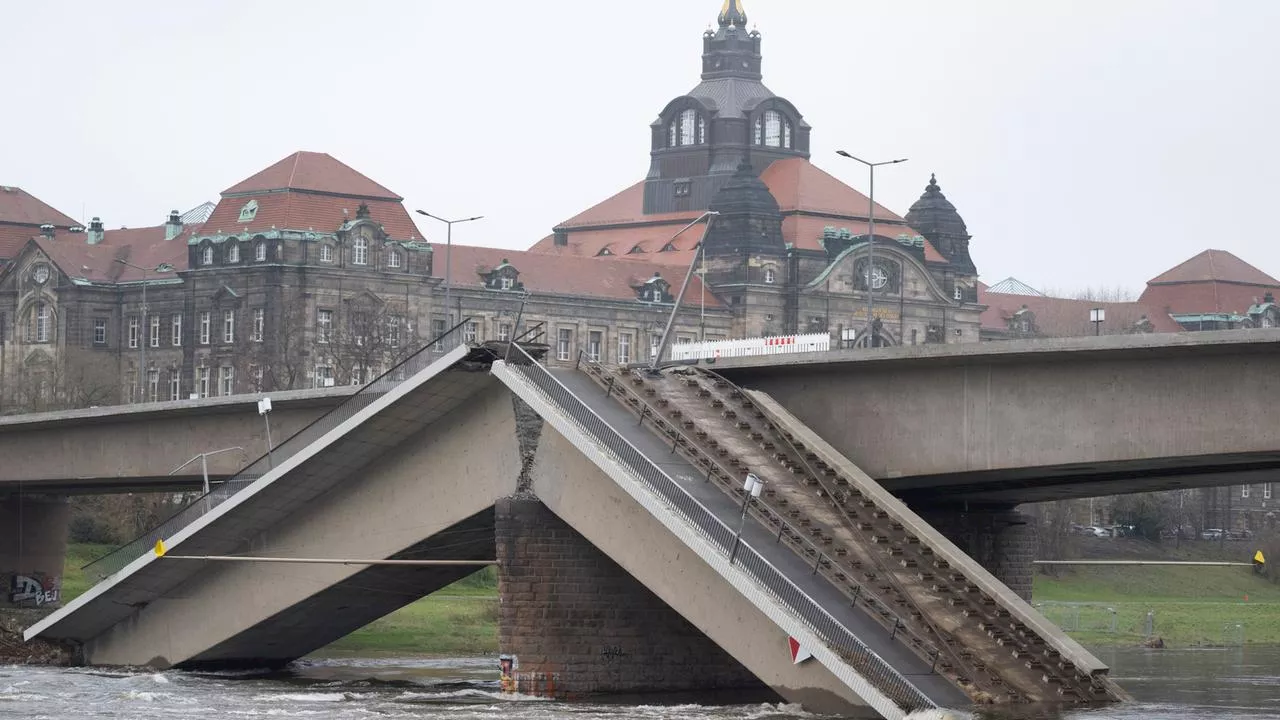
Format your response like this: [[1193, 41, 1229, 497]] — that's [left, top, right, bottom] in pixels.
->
[[3, 0, 1279, 414]]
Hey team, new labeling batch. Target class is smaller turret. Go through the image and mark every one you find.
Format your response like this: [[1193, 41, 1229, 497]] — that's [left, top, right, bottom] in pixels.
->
[[904, 173, 976, 274]]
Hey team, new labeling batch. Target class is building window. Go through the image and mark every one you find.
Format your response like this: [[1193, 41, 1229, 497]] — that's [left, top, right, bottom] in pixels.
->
[[93, 318, 107, 345], [238, 199, 259, 223], [256, 242, 267, 262], [33, 303, 52, 343], [314, 364, 334, 388], [388, 250, 401, 269], [464, 321, 478, 344], [1242, 485, 1251, 499], [764, 268, 776, 284], [171, 314, 182, 346], [317, 309, 333, 343], [755, 110, 792, 148], [169, 372, 180, 401], [1266, 483, 1273, 500], [252, 308, 265, 342], [501, 276, 514, 290], [669, 108, 704, 147], [353, 236, 368, 266], [199, 311, 211, 344], [202, 246, 214, 266], [128, 315, 139, 349], [228, 243, 240, 263], [618, 332, 633, 365], [320, 244, 333, 263], [149, 316, 160, 347], [148, 369, 160, 403], [498, 323, 511, 342], [219, 366, 234, 397], [223, 310, 235, 344], [432, 318, 447, 350], [650, 333, 661, 360], [557, 328, 573, 362], [250, 363, 263, 391], [197, 367, 210, 399], [588, 330, 603, 362], [674, 181, 692, 198], [388, 316, 401, 348]]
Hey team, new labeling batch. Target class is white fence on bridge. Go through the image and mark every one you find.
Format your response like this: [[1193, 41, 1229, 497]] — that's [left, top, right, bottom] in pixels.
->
[[668, 333, 831, 362]]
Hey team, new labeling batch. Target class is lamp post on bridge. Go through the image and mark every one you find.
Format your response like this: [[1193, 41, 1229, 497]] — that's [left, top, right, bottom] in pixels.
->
[[836, 151, 908, 348], [415, 210, 484, 327], [729, 473, 765, 565]]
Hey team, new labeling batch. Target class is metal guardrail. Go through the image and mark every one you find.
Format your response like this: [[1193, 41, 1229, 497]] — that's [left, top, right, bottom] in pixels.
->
[[502, 344, 934, 712], [82, 319, 473, 580]]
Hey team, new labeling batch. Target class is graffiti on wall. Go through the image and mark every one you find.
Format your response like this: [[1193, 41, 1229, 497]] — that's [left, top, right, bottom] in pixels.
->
[[9, 573, 61, 607]]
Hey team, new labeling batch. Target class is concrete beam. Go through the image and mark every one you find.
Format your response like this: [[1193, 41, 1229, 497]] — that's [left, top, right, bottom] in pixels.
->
[[719, 330, 1280, 503], [1, 494, 69, 609], [80, 381, 519, 667], [0, 387, 351, 493]]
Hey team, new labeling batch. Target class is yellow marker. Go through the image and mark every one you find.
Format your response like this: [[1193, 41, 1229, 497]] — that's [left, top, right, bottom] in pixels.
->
[[155, 539, 168, 558], [1256, 550, 1266, 565]]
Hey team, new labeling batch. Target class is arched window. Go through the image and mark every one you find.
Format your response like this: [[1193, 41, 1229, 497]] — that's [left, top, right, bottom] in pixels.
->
[[388, 250, 401, 269], [228, 243, 240, 263], [202, 246, 214, 266], [30, 302, 51, 343], [353, 236, 368, 266], [255, 242, 267, 262], [320, 244, 333, 263], [755, 110, 791, 148], [668, 120, 678, 147], [698, 115, 707, 144], [679, 109, 697, 146]]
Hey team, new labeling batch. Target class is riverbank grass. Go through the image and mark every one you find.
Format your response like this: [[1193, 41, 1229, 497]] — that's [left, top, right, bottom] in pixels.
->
[[1034, 564, 1280, 646]]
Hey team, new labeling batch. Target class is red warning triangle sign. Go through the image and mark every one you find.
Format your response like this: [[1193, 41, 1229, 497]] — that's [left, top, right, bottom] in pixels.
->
[[788, 636, 813, 665]]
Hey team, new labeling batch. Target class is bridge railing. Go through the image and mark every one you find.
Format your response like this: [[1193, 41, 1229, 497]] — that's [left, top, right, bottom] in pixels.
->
[[668, 332, 831, 362], [501, 344, 933, 713], [82, 319, 474, 581]]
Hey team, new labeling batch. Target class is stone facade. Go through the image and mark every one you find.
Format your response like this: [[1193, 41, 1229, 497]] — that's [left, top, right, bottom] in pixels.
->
[[495, 498, 768, 699], [920, 508, 1038, 602]]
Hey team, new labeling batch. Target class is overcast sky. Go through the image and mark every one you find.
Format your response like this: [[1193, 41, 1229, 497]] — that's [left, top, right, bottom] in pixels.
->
[[5, 0, 1278, 294]]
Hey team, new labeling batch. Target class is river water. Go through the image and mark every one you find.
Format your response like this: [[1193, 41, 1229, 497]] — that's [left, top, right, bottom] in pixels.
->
[[2, 647, 1277, 719]]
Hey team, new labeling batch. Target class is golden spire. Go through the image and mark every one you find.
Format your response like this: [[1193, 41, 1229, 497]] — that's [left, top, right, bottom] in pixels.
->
[[718, 0, 748, 28]]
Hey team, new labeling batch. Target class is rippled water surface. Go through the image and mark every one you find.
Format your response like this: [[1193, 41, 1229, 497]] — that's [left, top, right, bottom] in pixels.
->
[[2, 647, 1278, 719]]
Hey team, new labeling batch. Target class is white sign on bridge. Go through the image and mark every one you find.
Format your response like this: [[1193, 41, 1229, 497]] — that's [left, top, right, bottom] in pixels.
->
[[668, 332, 831, 362]]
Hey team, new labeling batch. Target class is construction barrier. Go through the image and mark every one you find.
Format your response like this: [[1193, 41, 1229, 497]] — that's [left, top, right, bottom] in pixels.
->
[[668, 332, 831, 361]]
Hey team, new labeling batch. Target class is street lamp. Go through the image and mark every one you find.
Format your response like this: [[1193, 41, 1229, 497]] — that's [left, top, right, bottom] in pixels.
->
[[729, 472, 765, 565], [114, 259, 176, 402], [836, 151, 907, 348], [1090, 308, 1106, 336], [415, 210, 484, 327]]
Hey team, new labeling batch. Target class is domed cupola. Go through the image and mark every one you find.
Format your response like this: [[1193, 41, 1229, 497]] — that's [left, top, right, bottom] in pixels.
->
[[905, 173, 976, 274], [703, 161, 785, 257]]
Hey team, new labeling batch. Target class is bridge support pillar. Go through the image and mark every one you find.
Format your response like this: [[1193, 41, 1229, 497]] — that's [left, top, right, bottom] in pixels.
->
[[495, 497, 769, 700], [0, 493, 69, 609], [921, 506, 1037, 602]]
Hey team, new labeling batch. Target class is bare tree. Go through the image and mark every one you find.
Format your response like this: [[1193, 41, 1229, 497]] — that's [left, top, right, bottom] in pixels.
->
[[1041, 285, 1139, 302], [321, 298, 419, 386]]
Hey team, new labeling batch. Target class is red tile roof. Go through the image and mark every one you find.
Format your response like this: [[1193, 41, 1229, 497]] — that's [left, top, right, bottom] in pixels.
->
[[222, 151, 401, 200], [760, 158, 901, 219], [530, 158, 939, 265], [1137, 250, 1280, 315], [1146, 249, 1278, 286], [444, 243, 722, 307], [34, 224, 198, 284], [980, 286, 1182, 336], [200, 192, 425, 241], [0, 186, 80, 258]]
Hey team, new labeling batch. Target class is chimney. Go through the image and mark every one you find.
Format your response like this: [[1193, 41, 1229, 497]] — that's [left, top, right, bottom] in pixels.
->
[[164, 210, 183, 241], [87, 217, 105, 245], [39, 224, 55, 239]]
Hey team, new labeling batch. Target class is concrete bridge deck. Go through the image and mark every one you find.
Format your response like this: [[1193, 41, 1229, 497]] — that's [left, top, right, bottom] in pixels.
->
[[715, 329, 1280, 504], [25, 345, 520, 668]]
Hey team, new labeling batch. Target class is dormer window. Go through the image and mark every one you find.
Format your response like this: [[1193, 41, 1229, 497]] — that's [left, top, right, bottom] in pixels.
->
[[668, 108, 706, 147], [320, 244, 333, 263], [597, 247, 613, 257], [501, 276, 514, 290], [628, 245, 645, 255], [256, 241, 267, 262], [637, 273, 673, 303], [238, 199, 259, 223], [202, 246, 214, 266], [674, 181, 692, 198], [228, 243, 240, 264], [764, 268, 776, 284], [388, 249, 402, 269], [660, 242, 676, 252], [484, 260, 521, 291], [755, 110, 793, 149]]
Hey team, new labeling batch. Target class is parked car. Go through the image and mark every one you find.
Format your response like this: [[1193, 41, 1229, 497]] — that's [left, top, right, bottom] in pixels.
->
[[1087, 526, 1113, 538], [1201, 528, 1225, 540]]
